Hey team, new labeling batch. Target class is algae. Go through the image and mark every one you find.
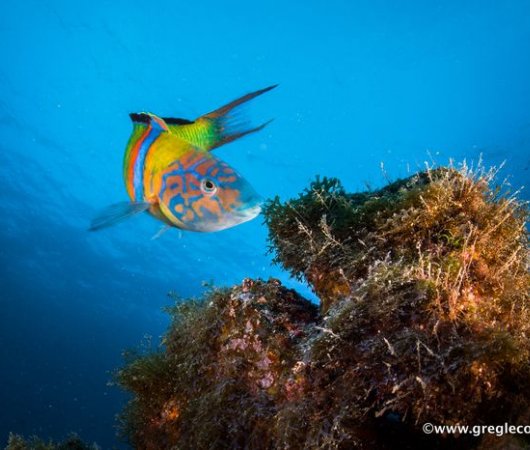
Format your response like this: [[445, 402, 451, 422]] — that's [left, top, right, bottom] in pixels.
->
[[4, 433, 99, 450], [117, 281, 318, 449], [116, 163, 529, 449]]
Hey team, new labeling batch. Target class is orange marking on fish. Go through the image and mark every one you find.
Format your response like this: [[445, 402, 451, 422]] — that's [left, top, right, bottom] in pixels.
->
[[195, 159, 216, 176], [163, 175, 184, 204], [192, 196, 222, 218], [180, 152, 204, 169], [172, 186, 201, 207], [178, 152, 193, 166], [184, 191, 202, 206], [164, 174, 185, 187], [185, 173, 201, 191], [218, 176, 237, 183], [158, 201, 185, 228], [182, 209, 195, 222], [219, 187, 241, 210]]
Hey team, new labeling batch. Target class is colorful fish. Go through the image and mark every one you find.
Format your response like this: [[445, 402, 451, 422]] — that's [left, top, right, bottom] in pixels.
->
[[90, 85, 276, 233]]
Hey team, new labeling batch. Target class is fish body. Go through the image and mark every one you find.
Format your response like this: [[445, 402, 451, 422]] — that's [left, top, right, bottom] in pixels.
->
[[91, 85, 276, 233]]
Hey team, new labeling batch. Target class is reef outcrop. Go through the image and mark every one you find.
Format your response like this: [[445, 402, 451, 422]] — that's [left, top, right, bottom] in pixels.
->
[[118, 164, 530, 449], [117, 280, 317, 449]]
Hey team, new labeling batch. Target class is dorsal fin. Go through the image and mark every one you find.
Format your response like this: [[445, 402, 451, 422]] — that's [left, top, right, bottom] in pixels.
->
[[129, 113, 151, 124], [164, 117, 194, 125], [130, 113, 193, 126], [129, 113, 170, 131]]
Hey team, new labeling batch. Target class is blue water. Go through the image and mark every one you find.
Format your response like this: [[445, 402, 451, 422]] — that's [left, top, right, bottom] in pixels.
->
[[1, 1, 529, 448]]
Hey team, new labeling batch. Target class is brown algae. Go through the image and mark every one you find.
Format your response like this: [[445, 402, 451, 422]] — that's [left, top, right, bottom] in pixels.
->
[[116, 163, 529, 449]]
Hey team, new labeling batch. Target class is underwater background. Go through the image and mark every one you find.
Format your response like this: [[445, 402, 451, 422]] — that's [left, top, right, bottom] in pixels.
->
[[1, 0, 529, 448]]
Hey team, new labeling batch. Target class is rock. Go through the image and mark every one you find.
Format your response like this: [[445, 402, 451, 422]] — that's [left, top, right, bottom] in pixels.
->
[[117, 163, 530, 449]]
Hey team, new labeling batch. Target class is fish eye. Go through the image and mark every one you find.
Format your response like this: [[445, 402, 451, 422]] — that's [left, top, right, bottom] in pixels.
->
[[201, 178, 217, 194]]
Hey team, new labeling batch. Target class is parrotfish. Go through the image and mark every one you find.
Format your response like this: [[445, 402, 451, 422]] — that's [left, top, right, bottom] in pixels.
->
[[90, 85, 276, 233]]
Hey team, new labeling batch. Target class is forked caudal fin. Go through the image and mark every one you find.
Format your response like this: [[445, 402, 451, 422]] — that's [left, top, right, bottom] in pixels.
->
[[201, 84, 277, 151], [89, 201, 151, 231], [129, 85, 278, 152]]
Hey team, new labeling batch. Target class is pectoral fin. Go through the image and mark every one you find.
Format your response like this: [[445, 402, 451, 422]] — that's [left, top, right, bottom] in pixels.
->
[[89, 201, 151, 231]]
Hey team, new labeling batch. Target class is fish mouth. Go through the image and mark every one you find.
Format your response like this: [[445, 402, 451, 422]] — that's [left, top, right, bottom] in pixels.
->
[[234, 203, 262, 221], [191, 187, 263, 232], [211, 200, 262, 231], [192, 202, 262, 232], [236, 190, 263, 210], [226, 199, 261, 223], [233, 194, 263, 218]]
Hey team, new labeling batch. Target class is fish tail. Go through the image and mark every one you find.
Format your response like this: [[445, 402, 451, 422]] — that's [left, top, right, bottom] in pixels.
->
[[200, 84, 277, 151]]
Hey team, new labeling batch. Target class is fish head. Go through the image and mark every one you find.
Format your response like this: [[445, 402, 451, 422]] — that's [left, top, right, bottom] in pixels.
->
[[160, 152, 262, 232]]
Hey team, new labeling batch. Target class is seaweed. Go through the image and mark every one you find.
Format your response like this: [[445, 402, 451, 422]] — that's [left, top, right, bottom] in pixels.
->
[[5, 154, 528, 450], [263, 162, 530, 448], [4, 433, 99, 450], [116, 282, 318, 449]]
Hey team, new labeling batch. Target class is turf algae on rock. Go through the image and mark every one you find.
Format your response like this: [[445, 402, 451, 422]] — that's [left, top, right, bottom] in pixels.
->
[[4, 433, 99, 450], [117, 281, 318, 449], [116, 163, 529, 449]]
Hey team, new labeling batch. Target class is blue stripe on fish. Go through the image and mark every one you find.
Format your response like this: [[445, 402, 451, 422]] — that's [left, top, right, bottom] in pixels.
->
[[133, 125, 164, 200]]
